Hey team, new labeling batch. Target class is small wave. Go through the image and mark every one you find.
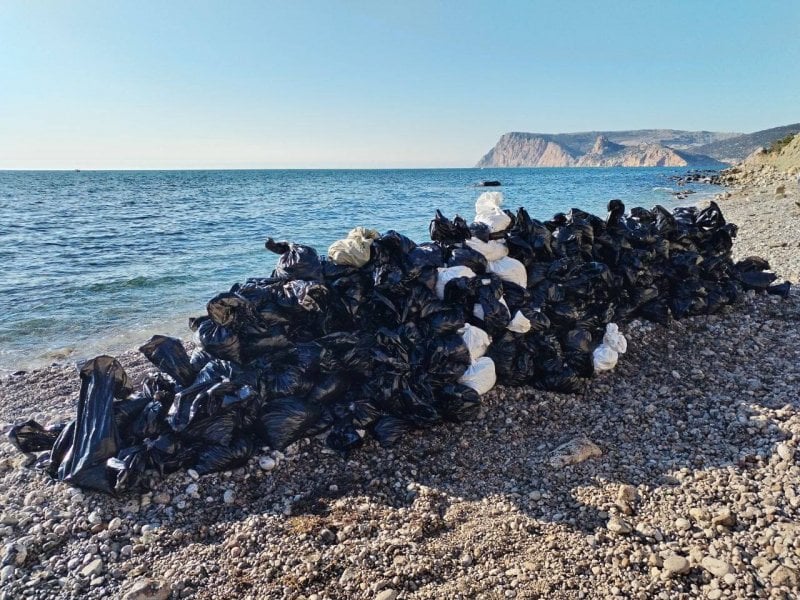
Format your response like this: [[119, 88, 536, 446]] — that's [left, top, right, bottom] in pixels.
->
[[652, 187, 674, 193], [85, 274, 189, 293]]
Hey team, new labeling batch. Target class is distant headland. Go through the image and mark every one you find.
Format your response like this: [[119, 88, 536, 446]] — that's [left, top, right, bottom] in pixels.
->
[[476, 123, 800, 168]]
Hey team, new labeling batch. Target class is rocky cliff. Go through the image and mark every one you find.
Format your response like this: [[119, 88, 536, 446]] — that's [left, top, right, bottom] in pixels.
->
[[477, 132, 725, 168], [476, 133, 577, 167]]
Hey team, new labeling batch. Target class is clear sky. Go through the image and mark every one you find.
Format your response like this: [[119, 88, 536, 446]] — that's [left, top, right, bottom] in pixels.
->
[[1, 0, 798, 169]]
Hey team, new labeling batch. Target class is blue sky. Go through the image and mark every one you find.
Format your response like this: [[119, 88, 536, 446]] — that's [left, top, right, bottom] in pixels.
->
[[1, 0, 798, 169]]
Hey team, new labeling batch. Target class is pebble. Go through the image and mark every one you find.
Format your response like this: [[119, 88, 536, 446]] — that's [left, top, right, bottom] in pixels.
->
[[663, 555, 690, 576], [79, 558, 103, 578], [223, 490, 235, 504], [607, 515, 632, 535], [777, 442, 795, 462], [122, 578, 171, 600], [711, 508, 735, 528], [549, 435, 602, 468], [375, 590, 399, 600], [700, 556, 732, 578], [0, 565, 14, 582], [258, 456, 276, 471]]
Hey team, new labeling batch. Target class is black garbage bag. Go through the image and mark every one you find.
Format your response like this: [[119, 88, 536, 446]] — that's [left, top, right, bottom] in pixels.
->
[[50, 356, 133, 493], [307, 374, 351, 405], [128, 400, 165, 441], [326, 419, 365, 453], [265, 238, 323, 281], [189, 348, 213, 372], [425, 333, 471, 385], [372, 415, 413, 447], [183, 411, 238, 446], [423, 308, 465, 336], [430, 209, 471, 244], [736, 270, 777, 291], [191, 316, 244, 364], [436, 383, 481, 422], [193, 435, 255, 475], [8, 420, 65, 453], [258, 397, 323, 450], [107, 445, 149, 493], [138, 335, 196, 387], [282, 280, 329, 313], [264, 365, 315, 399], [400, 284, 444, 323], [400, 379, 442, 425], [768, 281, 792, 297], [166, 374, 221, 433], [145, 434, 199, 474], [447, 246, 488, 274]]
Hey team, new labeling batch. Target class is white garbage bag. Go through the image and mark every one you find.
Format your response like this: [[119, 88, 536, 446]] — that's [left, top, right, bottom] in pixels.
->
[[487, 256, 527, 288], [458, 356, 497, 395], [465, 238, 509, 261], [435, 265, 476, 300], [328, 227, 380, 267], [458, 324, 492, 362], [475, 191, 504, 214], [507, 310, 531, 333], [603, 323, 627, 354], [592, 344, 619, 372], [474, 192, 511, 232]]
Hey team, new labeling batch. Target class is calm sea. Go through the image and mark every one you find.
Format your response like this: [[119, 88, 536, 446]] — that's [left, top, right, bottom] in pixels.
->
[[0, 167, 720, 374]]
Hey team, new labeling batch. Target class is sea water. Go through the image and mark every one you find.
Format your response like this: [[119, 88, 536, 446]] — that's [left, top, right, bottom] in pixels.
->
[[0, 167, 720, 373]]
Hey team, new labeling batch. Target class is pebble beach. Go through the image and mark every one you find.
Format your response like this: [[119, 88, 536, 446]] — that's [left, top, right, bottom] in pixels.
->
[[1, 174, 799, 600]]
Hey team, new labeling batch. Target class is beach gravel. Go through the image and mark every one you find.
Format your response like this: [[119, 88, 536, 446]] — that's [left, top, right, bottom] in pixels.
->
[[1, 174, 799, 599]]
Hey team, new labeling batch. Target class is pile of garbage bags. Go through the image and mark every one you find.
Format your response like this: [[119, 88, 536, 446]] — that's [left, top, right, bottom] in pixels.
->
[[9, 193, 790, 494]]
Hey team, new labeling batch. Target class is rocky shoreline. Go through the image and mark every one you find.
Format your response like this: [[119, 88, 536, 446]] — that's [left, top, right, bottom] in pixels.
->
[[1, 175, 799, 600]]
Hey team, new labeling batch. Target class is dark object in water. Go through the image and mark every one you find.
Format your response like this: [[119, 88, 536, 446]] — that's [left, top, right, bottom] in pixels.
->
[[477, 180, 502, 187]]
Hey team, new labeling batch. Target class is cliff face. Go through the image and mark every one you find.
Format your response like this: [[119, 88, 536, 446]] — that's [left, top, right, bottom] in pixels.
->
[[476, 133, 576, 167], [576, 141, 700, 167], [477, 132, 726, 168]]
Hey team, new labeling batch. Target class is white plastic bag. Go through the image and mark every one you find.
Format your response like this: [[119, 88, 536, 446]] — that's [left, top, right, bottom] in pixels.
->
[[603, 323, 627, 354], [435, 266, 476, 300], [474, 192, 511, 232], [475, 191, 504, 214], [465, 238, 509, 261], [458, 324, 492, 362], [458, 356, 497, 395], [507, 310, 531, 333], [475, 210, 512, 233], [328, 227, 379, 267], [592, 344, 618, 372], [487, 256, 527, 288]]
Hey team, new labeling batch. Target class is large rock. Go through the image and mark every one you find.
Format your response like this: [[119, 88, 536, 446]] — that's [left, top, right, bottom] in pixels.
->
[[549, 435, 602, 468], [122, 578, 171, 600]]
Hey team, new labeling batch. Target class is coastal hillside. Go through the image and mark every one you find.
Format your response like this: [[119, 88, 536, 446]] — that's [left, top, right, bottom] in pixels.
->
[[744, 132, 800, 172], [476, 132, 726, 168], [693, 123, 800, 164], [720, 132, 800, 188]]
